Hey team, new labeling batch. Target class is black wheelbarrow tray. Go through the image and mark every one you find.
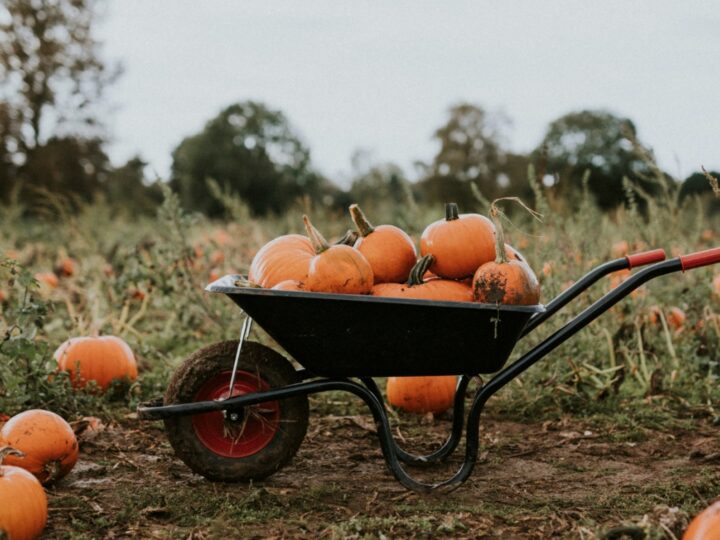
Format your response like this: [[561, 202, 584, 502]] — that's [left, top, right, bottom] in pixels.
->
[[138, 247, 720, 493]]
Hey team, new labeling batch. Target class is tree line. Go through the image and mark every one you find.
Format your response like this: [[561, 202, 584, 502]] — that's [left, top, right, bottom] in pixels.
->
[[1, 0, 717, 218]]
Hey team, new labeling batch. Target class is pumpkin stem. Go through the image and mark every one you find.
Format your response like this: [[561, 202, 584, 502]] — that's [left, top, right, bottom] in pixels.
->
[[445, 203, 460, 221], [44, 460, 62, 483], [489, 197, 542, 264], [234, 276, 262, 288], [349, 204, 375, 237], [407, 255, 434, 287], [334, 229, 359, 246], [303, 215, 330, 254], [0, 446, 25, 474]]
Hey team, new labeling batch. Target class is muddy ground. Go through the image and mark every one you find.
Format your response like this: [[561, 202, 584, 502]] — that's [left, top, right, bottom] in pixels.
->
[[45, 398, 719, 539]]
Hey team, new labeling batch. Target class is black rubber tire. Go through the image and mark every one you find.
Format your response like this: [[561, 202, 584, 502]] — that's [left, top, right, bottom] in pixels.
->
[[163, 340, 309, 482]]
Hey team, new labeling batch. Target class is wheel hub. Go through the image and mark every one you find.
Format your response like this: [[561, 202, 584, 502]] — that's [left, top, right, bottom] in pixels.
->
[[192, 370, 280, 458]]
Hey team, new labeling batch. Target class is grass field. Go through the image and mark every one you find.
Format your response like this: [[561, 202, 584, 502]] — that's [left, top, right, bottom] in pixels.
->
[[1, 183, 719, 538]]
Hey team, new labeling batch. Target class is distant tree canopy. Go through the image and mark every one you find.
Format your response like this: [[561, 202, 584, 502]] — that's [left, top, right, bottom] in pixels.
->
[[0, 0, 122, 208], [415, 103, 513, 206], [170, 101, 336, 216], [679, 171, 720, 213], [535, 110, 667, 210]]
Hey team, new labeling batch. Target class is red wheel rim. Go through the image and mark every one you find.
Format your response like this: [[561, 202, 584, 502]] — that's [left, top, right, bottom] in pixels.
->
[[192, 370, 280, 458]]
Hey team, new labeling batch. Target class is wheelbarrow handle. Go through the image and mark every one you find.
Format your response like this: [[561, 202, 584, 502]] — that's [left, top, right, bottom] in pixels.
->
[[522, 247, 667, 336], [680, 247, 720, 271], [626, 248, 667, 268]]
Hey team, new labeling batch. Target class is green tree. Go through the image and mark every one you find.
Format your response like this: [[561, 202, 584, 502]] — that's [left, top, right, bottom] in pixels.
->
[[535, 110, 664, 210], [416, 103, 511, 205], [0, 0, 120, 206], [171, 101, 328, 216], [348, 150, 409, 207], [679, 171, 720, 214]]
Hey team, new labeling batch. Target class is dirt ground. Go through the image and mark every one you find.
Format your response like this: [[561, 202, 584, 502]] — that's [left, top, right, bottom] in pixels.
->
[[45, 400, 720, 539]]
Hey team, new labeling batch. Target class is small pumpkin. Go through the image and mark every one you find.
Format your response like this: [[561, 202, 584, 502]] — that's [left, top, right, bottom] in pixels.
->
[[55, 257, 77, 277], [683, 500, 720, 540], [1, 410, 78, 484], [34, 272, 59, 289], [0, 447, 48, 540], [386, 376, 457, 414], [713, 274, 720, 296], [302, 215, 374, 294], [473, 199, 540, 305], [420, 202, 496, 279], [248, 234, 314, 288], [372, 255, 473, 302], [272, 280, 305, 291], [54, 335, 138, 390], [349, 204, 417, 283]]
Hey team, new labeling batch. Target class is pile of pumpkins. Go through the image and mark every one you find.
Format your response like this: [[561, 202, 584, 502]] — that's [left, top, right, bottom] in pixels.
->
[[247, 200, 541, 415], [0, 336, 137, 539]]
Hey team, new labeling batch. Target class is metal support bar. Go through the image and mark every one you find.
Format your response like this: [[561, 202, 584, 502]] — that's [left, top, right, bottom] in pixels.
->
[[226, 316, 253, 399]]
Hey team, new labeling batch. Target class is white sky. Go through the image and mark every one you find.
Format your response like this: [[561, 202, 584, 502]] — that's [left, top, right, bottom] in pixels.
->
[[100, 1, 720, 186]]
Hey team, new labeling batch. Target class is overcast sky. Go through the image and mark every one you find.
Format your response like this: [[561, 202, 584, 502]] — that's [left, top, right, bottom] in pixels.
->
[[100, 1, 720, 186]]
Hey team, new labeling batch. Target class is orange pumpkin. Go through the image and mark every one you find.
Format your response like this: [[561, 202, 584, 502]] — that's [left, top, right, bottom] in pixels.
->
[[54, 336, 138, 390], [34, 272, 59, 289], [386, 376, 457, 414], [0, 289, 6, 303], [0, 447, 48, 540], [473, 200, 540, 305], [248, 234, 314, 288], [420, 202, 495, 279], [303, 215, 374, 294], [1, 410, 78, 484], [272, 280, 305, 291], [667, 307, 686, 331], [372, 255, 473, 302], [713, 274, 720, 296], [683, 500, 720, 540], [349, 204, 417, 283], [55, 257, 77, 277]]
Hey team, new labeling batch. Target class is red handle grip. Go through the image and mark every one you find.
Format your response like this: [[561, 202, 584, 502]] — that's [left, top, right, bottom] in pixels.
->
[[680, 247, 720, 271], [626, 248, 666, 269]]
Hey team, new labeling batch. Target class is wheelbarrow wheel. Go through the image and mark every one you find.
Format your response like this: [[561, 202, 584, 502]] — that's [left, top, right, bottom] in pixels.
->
[[163, 340, 309, 482]]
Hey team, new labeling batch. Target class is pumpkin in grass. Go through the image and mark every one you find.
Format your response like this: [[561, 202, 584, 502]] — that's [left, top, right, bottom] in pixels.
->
[[372, 255, 473, 303], [248, 234, 314, 289], [0, 447, 48, 540], [349, 204, 416, 283], [386, 375, 457, 414], [55, 257, 77, 277], [683, 500, 720, 539], [473, 199, 540, 305], [34, 272, 59, 289], [420, 202, 495, 279], [302, 215, 373, 294], [54, 336, 138, 390], [1, 410, 78, 484]]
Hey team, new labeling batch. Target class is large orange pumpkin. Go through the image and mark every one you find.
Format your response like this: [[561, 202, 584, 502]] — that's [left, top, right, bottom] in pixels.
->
[[248, 234, 314, 288], [303, 215, 374, 294], [0, 447, 48, 540], [1, 410, 78, 484], [420, 202, 496, 279], [386, 376, 457, 414], [473, 200, 540, 305], [684, 500, 720, 540], [372, 255, 473, 303], [54, 336, 138, 390], [349, 204, 417, 283], [272, 279, 306, 291]]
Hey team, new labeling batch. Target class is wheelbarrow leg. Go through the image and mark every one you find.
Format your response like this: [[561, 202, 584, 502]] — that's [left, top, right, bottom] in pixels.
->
[[360, 376, 471, 466]]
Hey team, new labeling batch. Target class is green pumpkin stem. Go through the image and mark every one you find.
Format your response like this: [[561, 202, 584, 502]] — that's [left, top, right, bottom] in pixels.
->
[[303, 215, 330, 254], [445, 203, 460, 221], [407, 255, 434, 287], [349, 204, 375, 237], [334, 229, 359, 246]]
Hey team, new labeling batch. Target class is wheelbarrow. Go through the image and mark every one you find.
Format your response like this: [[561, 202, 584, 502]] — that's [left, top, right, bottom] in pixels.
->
[[137, 247, 720, 493]]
